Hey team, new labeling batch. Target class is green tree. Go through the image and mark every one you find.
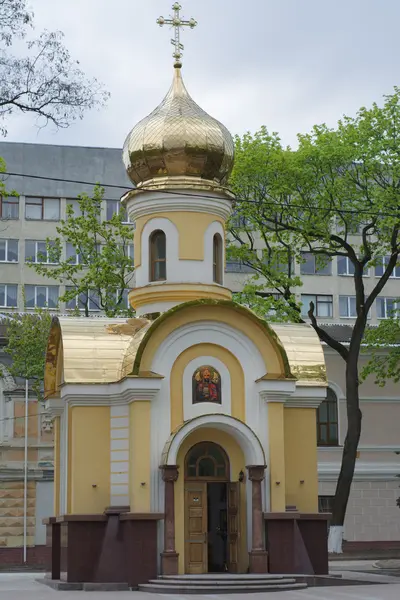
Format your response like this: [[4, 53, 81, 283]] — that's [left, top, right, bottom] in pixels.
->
[[0, 310, 52, 401], [27, 185, 135, 317], [362, 315, 400, 387], [228, 89, 400, 552], [0, 0, 109, 136]]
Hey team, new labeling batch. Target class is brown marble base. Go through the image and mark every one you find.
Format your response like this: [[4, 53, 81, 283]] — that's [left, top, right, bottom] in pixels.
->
[[161, 551, 179, 575], [44, 513, 163, 587], [248, 550, 269, 573], [264, 512, 330, 575]]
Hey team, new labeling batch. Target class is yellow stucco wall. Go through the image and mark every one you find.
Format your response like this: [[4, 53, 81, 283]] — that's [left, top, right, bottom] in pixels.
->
[[134, 212, 224, 267], [268, 403, 286, 511], [175, 428, 248, 575], [139, 305, 285, 378], [130, 401, 151, 512], [53, 416, 60, 516], [284, 407, 318, 512], [70, 406, 110, 513], [170, 343, 245, 430]]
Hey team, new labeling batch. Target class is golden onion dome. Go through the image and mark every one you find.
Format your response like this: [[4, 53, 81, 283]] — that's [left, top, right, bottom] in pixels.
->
[[122, 68, 234, 188]]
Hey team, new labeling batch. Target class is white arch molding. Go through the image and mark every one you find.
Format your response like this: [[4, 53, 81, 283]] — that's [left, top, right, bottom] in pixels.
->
[[163, 414, 266, 467]]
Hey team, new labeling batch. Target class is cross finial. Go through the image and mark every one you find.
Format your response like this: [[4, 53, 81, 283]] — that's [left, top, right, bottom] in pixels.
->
[[157, 2, 197, 68]]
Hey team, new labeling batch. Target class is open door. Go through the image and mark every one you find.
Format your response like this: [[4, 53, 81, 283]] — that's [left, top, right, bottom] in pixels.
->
[[185, 482, 208, 574], [227, 482, 240, 573]]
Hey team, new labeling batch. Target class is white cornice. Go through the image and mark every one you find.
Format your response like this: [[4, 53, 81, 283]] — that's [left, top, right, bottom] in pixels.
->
[[44, 398, 64, 417], [318, 445, 400, 453], [318, 461, 400, 481], [256, 379, 296, 403], [125, 191, 232, 222], [285, 398, 323, 409], [60, 377, 162, 406]]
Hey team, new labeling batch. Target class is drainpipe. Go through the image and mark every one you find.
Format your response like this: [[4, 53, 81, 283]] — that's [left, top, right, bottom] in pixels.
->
[[23, 378, 28, 564]]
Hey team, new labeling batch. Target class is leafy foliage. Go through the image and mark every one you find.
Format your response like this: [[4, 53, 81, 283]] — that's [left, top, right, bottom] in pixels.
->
[[0, 0, 109, 135], [0, 310, 52, 400], [228, 89, 400, 535], [27, 185, 135, 317], [362, 316, 400, 386]]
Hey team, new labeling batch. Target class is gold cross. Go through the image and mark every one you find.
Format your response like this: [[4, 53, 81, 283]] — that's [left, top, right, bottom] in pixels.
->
[[156, 2, 197, 68]]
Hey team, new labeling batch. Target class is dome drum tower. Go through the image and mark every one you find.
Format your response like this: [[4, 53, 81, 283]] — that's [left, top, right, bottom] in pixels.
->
[[122, 66, 235, 316]]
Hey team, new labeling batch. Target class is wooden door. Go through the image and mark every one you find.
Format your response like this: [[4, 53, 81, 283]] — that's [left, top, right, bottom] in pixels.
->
[[185, 482, 208, 574], [227, 482, 240, 573]]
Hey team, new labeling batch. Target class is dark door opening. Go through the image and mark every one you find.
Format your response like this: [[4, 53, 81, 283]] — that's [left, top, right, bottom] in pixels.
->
[[207, 482, 228, 573]]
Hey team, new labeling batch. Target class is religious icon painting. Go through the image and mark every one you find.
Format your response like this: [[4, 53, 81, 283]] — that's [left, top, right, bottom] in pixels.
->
[[192, 365, 221, 404]]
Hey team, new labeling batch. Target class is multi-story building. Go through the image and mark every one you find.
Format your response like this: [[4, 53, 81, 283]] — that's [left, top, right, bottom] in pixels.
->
[[0, 141, 399, 563]]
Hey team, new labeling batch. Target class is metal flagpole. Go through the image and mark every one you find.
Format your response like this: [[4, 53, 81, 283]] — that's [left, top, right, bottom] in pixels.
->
[[23, 378, 28, 564]]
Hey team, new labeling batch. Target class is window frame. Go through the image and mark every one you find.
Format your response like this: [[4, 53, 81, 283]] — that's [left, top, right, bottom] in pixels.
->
[[213, 233, 223, 285], [25, 197, 60, 221], [0, 239, 18, 263], [0, 283, 18, 308], [106, 199, 132, 224], [65, 287, 101, 312], [185, 442, 229, 481], [375, 256, 400, 278], [300, 252, 332, 276], [377, 297, 400, 319], [149, 230, 166, 282], [0, 196, 19, 220], [317, 388, 339, 447], [25, 285, 59, 309], [301, 294, 333, 318], [25, 240, 58, 265]]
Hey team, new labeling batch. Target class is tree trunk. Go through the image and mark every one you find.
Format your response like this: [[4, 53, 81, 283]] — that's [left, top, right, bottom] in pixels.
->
[[328, 354, 362, 553]]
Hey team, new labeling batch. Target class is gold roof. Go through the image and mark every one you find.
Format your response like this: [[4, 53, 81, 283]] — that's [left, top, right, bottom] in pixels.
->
[[44, 312, 326, 398], [44, 317, 151, 395], [268, 322, 327, 385], [122, 67, 234, 188]]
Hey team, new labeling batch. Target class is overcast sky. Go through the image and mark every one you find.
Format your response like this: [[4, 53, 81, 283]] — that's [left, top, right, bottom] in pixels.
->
[[5, 0, 400, 149]]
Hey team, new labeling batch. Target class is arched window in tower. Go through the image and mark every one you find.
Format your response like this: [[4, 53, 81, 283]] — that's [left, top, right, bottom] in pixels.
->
[[149, 230, 166, 282], [192, 366, 221, 404], [213, 233, 223, 284], [317, 388, 339, 446]]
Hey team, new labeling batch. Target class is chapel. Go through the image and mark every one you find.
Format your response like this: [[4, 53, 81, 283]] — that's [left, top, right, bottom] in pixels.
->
[[43, 5, 330, 588]]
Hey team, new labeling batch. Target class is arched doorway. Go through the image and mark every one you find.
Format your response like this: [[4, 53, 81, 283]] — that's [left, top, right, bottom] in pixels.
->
[[184, 441, 239, 574]]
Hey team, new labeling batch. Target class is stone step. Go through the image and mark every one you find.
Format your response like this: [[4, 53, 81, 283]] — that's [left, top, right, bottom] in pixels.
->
[[139, 582, 308, 594], [150, 577, 297, 586]]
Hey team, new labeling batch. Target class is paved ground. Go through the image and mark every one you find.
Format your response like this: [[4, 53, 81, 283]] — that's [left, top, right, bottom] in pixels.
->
[[1, 567, 400, 600]]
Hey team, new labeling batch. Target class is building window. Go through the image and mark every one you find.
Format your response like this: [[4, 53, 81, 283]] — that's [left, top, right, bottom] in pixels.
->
[[300, 252, 332, 275], [225, 260, 254, 273], [0, 239, 18, 262], [25, 285, 59, 309], [213, 234, 223, 284], [0, 284, 18, 308], [375, 256, 400, 278], [25, 197, 60, 221], [106, 199, 132, 223], [377, 297, 400, 319], [317, 388, 339, 446], [25, 240, 58, 264], [339, 295, 356, 318], [185, 442, 229, 480], [149, 230, 166, 281], [0, 196, 19, 219], [301, 294, 333, 318], [337, 256, 355, 276], [66, 199, 84, 218], [65, 287, 101, 311], [318, 495, 334, 515]]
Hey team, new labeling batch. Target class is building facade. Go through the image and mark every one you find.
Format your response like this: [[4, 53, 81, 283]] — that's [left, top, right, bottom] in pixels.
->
[[1, 140, 400, 561]]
